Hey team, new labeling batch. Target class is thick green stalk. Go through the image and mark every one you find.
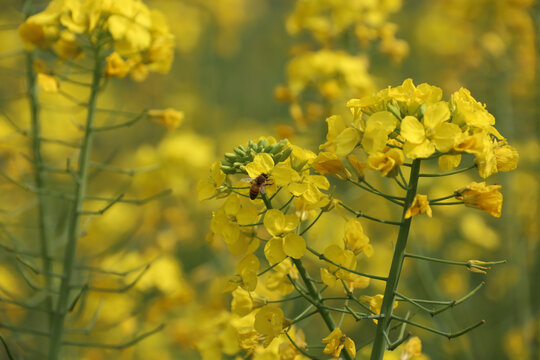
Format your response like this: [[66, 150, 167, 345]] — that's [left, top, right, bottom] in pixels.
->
[[26, 50, 54, 326], [48, 47, 104, 360], [370, 159, 421, 360]]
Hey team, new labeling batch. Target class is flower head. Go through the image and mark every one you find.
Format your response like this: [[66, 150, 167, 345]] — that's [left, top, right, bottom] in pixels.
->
[[322, 328, 356, 358], [254, 306, 285, 347], [455, 182, 503, 217], [404, 194, 432, 219]]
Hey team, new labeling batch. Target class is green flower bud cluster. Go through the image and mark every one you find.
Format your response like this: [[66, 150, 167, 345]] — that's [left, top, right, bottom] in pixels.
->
[[221, 139, 292, 174]]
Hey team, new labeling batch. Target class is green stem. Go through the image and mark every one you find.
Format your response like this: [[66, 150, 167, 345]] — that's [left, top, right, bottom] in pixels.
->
[[292, 259, 353, 360], [264, 185, 352, 359], [48, 46, 104, 360], [419, 164, 475, 177], [404, 252, 506, 269], [370, 159, 421, 360], [26, 50, 54, 327]]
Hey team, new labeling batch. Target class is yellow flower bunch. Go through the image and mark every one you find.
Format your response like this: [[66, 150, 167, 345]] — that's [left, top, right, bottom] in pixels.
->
[[278, 0, 408, 130], [201, 79, 517, 360], [329, 79, 520, 179], [19, 0, 175, 81], [286, 0, 407, 61]]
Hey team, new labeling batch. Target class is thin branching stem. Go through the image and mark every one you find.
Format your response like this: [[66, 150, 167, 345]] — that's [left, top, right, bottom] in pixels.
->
[[26, 48, 55, 326], [307, 246, 387, 281], [391, 315, 485, 339], [404, 252, 506, 270], [348, 178, 405, 205], [339, 202, 402, 226], [419, 164, 476, 177]]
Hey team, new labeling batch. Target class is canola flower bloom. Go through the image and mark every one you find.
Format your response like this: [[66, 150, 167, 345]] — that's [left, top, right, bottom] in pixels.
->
[[455, 182, 503, 218], [200, 78, 517, 360], [405, 194, 432, 219], [313, 78, 519, 180], [147, 108, 184, 131], [401, 336, 422, 360], [19, 0, 175, 81], [322, 328, 356, 359], [254, 306, 285, 347]]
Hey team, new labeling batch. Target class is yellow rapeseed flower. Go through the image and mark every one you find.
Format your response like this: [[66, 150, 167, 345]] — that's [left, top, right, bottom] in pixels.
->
[[367, 148, 404, 177], [404, 194, 432, 219], [312, 152, 351, 180], [263, 209, 305, 264], [344, 219, 373, 257], [362, 111, 398, 154], [455, 182, 503, 217], [254, 306, 285, 347], [401, 336, 422, 360], [148, 108, 184, 131], [322, 328, 356, 359], [494, 144, 519, 172], [37, 73, 59, 93], [401, 101, 461, 159], [105, 52, 130, 78]]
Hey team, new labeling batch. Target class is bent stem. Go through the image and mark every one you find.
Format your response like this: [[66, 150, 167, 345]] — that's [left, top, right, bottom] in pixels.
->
[[48, 44, 104, 359], [370, 159, 421, 360]]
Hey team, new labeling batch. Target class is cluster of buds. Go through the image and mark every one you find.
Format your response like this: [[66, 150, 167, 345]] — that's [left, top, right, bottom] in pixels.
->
[[221, 139, 292, 174]]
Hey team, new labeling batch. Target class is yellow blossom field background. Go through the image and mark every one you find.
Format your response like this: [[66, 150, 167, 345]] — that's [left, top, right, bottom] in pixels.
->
[[0, 0, 538, 360]]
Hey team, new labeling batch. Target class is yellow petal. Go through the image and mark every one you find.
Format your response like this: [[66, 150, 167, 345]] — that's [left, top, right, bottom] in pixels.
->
[[320, 268, 337, 287], [438, 154, 462, 170], [401, 116, 425, 144], [283, 233, 306, 259], [344, 337, 356, 358], [264, 209, 285, 237], [236, 204, 259, 225], [272, 165, 298, 186], [325, 115, 347, 141], [432, 122, 461, 152], [196, 180, 215, 201], [37, 73, 59, 93], [288, 182, 308, 196], [403, 140, 435, 159], [362, 111, 398, 153], [334, 128, 361, 156], [264, 237, 287, 265], [283, 213, 300, 232], [308, 175, 330, 190], [245, 153, 274, 178], [423, 101, 450, 129]]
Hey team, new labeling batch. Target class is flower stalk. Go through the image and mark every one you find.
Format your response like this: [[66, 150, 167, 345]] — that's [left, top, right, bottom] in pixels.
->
[[370, 159, 421, 360], [48, 43, 104, 360]]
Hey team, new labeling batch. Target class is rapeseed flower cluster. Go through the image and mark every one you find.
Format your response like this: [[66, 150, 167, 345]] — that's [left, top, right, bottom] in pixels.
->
[[201, 77, 517, 360], [19, 0, 175, 81]]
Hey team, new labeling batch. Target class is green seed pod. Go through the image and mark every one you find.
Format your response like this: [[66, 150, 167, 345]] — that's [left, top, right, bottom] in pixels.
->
[[269, 143, 282, 154], [221, 166, 236, 174], [278, 147, 293, 162], [233, 147, 246, 156], [224, 153, 237, 161]]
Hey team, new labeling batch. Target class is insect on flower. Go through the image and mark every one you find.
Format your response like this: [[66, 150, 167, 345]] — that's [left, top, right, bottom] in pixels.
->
[[242, 173, 272, 200]]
